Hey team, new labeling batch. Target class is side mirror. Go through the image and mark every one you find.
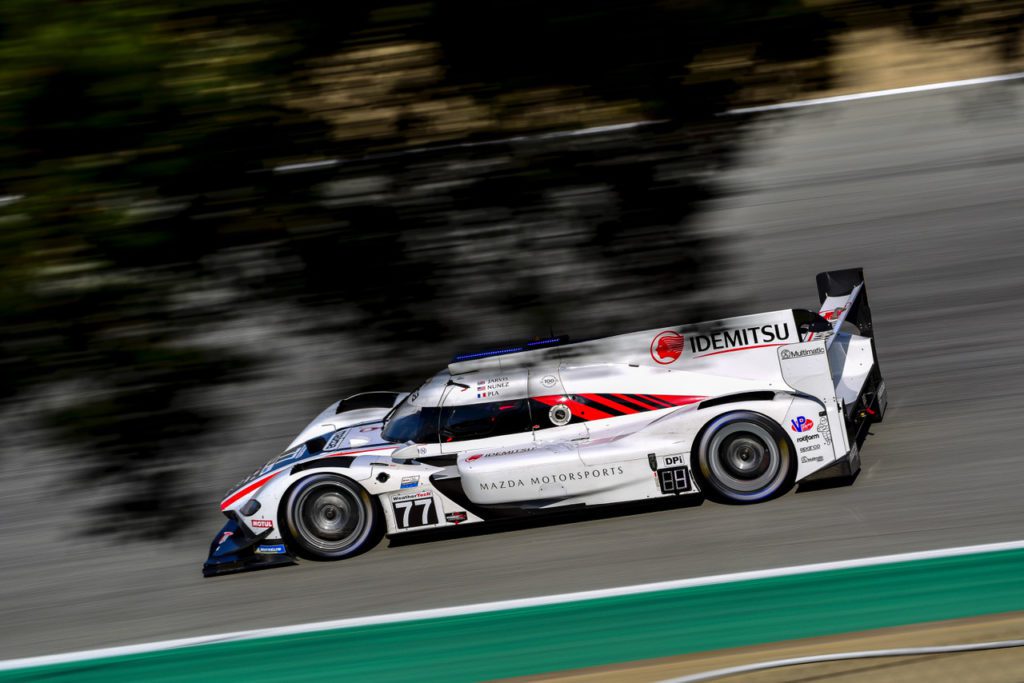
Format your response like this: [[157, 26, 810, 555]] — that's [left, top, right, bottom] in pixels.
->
[[391, 441, 424, 461]]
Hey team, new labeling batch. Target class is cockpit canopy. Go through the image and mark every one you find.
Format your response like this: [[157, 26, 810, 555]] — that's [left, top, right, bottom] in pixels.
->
[[381, 370, 537, 445], [382, 397, 534, 444]]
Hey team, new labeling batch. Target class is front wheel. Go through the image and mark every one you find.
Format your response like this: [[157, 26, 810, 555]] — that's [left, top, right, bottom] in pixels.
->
[[694, 411, 794, 504], [281, 474, 383, 561]]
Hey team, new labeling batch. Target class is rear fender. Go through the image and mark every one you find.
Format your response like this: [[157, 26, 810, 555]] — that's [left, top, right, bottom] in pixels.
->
[[644, 392, 795, 453], [782, 396, 845, 479], [777, 340, 850, 471]]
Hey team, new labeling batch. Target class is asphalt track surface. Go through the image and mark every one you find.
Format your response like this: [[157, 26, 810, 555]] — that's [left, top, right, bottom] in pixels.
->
[[3, 79, 1024, 660]]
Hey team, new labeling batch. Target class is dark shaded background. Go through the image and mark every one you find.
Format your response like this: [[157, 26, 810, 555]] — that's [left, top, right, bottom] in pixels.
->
[[1, 0, 1021, 535]]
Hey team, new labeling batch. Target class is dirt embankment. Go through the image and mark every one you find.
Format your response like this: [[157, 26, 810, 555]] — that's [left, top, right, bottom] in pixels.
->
[[516, 612, 1024, 683], [830, 26, 1023, 94]]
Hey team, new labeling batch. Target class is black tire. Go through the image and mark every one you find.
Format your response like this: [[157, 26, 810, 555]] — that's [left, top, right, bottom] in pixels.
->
[[693, 411, 795, 504], [280, 474, 383, 561]]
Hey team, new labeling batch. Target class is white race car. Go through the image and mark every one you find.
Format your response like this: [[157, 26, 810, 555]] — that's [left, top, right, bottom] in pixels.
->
[[204, 268, 886, 576]]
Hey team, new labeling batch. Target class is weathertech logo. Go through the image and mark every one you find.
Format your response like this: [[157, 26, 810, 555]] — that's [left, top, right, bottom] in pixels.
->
[[780, 347, 825, 360], [651, 331, 684, 364]]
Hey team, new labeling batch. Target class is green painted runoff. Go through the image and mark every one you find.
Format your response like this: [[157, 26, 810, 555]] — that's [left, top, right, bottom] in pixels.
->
[[5, 547, 1024, 682]]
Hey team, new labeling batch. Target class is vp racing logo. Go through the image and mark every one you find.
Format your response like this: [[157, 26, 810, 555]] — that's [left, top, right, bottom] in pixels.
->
[[650, 331, 684, 365], [790, 416, 814, 432]]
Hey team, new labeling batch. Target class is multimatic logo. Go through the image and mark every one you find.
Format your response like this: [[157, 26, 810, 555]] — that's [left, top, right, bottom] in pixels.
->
[[780, 347, 825, 361], [689, 323, 792, 355]]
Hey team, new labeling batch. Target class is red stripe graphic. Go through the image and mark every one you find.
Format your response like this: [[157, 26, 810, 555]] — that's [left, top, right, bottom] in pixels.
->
[[612, 393, 663, 410], [561, 398, 613, 421], [221, 471, 278, 511], [533, 395, 614, 420], [534, 394, 704, 421], [694, 343, 788, 358], [639, 394, 674, 408], [221, 445, 397, 510], [581, 393, 640, 415]]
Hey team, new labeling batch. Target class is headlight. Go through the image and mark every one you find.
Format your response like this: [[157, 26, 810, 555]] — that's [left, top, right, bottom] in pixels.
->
[[240, 499, 262, 516]]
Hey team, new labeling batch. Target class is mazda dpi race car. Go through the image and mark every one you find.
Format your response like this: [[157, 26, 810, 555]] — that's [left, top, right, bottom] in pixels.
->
[[204, 269, 887, 576]]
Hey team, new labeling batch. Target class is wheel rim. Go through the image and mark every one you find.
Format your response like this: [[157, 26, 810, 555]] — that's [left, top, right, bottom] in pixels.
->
[[706, 422, 782, 494], [293, 481, 369, 553]]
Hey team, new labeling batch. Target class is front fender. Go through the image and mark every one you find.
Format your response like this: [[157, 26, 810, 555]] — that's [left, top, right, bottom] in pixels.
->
[[232, 455, 447, 537]]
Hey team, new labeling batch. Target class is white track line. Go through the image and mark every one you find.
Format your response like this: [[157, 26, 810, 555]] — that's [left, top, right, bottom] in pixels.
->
[[726, 70, 1024, 114], [273, 70, 1024, 172], [2, 539, 1024, 672], [662, 640, 1024, 683], [272, 121, 664, 172]]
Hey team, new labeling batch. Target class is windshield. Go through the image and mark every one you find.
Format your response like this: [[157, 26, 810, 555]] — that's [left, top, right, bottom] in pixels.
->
[[439, 400, 533, 442], [381, 397, 441, 443]]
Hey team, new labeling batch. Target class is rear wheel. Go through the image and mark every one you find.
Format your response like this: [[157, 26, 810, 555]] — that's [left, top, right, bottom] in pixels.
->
[[281, 474, 383, 560], [695, 411, 794, 504]]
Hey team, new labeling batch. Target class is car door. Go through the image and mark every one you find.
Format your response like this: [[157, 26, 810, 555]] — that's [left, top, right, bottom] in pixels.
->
[[529, 365, 591, 443]]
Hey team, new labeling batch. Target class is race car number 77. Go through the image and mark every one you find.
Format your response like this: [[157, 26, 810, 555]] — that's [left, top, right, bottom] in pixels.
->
[[393, 497, 437, 529]]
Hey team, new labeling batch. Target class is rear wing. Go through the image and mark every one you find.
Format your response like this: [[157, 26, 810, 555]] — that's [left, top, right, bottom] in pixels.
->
[[808, 268, 874, 349], [816, 268, 874, 338], [779, 269, 875, 467]]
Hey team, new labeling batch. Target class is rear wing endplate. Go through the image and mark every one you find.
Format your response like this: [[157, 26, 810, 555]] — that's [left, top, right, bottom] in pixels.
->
[[812, 268, 874, 349]]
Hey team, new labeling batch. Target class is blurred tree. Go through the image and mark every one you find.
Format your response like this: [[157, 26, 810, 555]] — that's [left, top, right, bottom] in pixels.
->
[[0, 0, 1020, 536], [0, 0, 351, 533]]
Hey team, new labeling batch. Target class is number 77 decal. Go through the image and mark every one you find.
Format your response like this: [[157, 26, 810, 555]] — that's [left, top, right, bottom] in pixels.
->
[[392, 496, 438, 529]]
